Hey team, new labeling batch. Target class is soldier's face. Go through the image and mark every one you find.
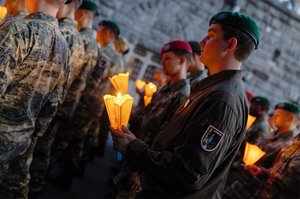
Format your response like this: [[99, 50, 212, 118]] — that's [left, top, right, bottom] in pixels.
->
[[161, 52, 182, 76], [273, 109, 295, 129], [97, 26, 105, 46], [199, 24, 228, 74]]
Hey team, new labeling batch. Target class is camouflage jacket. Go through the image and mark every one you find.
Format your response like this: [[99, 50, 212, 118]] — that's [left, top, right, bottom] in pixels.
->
[[58, 17, 84, 95], [139, 79, 190, 144], [258, 136, 300, 199], [80, 42, 122, 116], [55, 17, 85, 118], [262, 129, 295, 154], [0, 12, 68, 170], [59, 28, 99, 119], [245, 116, 271, 146]]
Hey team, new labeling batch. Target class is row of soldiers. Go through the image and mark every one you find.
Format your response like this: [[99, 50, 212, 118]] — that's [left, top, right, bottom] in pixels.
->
[[1, 1, 300, 198], [0, 0, 129, 198], [109, 39, 300, 198]]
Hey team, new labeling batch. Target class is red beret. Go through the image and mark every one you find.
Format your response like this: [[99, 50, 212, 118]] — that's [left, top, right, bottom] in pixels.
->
[[160, 40, 193, 56], [246, 90, 254, 101]]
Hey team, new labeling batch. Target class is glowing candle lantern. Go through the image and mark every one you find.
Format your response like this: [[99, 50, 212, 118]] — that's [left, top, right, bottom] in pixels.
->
[[0, 6, 7, 20], [144, 82, 157, 97], [103, 92, 134, 131], [143, 82, 157, 107], [144, 96, 152, 107], [246, 115, 256, 130], [243, 142, 266, 166], [135, 80, 145, 92], [109, 72, 129, 94]]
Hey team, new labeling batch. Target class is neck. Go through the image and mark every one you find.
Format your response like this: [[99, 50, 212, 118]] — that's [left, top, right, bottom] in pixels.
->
[[209, 57, 241, 75], [61, 12, 75, 20], [35, 1, 59, 17], [169, 67, 187, 84], [78, 19, 93, 31]]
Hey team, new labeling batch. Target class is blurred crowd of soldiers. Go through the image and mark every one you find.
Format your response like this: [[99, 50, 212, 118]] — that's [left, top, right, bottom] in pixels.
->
[[0, 0, 299, 199]]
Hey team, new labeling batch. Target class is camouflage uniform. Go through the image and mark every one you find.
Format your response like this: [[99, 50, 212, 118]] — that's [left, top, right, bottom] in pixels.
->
[[224, 133, 300, 199], [262, 129, 295, 154], [139, 79, 190, 144], [29, 17, 85, 194], [258, 135, 300, 199], [245, 116, 271, 146], [0, 12, 68, 198], [48, 28, 100, 182]]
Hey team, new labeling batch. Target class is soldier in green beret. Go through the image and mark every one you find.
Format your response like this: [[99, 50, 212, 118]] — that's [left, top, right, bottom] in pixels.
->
[[224, 102, 299, 199], [261, 102, 299, 153], [0, 0, 70, 198], [111, 11, 260, 198], [28, 0, 85, 196], [187, 40, 208, 85], [254, 133, 300, 199], [246, 96, 272, 146]]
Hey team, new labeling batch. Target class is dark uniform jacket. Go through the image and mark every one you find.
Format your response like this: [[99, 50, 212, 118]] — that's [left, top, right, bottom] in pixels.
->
[[139, 79, 190, 144], [125, 70, 248, 198]]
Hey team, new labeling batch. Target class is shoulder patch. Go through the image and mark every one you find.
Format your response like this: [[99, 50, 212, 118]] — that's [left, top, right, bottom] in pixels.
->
[[0, 46, 5, 55], [201, 125, 224, 152]]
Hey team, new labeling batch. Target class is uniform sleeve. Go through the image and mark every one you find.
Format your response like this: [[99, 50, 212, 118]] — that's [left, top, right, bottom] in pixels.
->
[[0, 23, 26, 96], [269, 154, 300, 197], [125, 98, 242, 192]]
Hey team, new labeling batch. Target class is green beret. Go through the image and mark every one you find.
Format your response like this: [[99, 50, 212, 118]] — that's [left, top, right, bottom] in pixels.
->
[[275, 102, 300, 116], [65, 0, 83, 4], [98, 20, 120, 37], [79, 0, 99, 14], [251, 96, 271, 109], [209, 11, 260, 49], [188, 41, 201, 55]]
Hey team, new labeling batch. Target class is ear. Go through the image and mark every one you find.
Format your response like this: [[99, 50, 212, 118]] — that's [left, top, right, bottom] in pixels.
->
[[178, 56, 186, 65], [226, 37, 238, 51]]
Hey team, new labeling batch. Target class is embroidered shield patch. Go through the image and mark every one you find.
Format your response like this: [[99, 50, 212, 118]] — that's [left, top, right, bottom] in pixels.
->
[[201, 125, 224, 152]]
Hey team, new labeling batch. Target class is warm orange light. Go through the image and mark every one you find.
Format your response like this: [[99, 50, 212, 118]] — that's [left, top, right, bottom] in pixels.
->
[[109, 72, 129, 94], [135, 80, 145, 92], [144, 82, 157, 97], [246, 115, 256, 130], [243, 142, 266, 166], [103, 93, 134, 131], [144, 96, 152, 107], [0, 6, 7, 20]]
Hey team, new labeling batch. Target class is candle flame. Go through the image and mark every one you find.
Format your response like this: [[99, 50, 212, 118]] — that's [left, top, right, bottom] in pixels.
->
[[117, 92, 121, 99]]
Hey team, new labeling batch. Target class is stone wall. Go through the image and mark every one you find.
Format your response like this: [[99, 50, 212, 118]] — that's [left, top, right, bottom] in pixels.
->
[[97, 0, 300, 106]]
